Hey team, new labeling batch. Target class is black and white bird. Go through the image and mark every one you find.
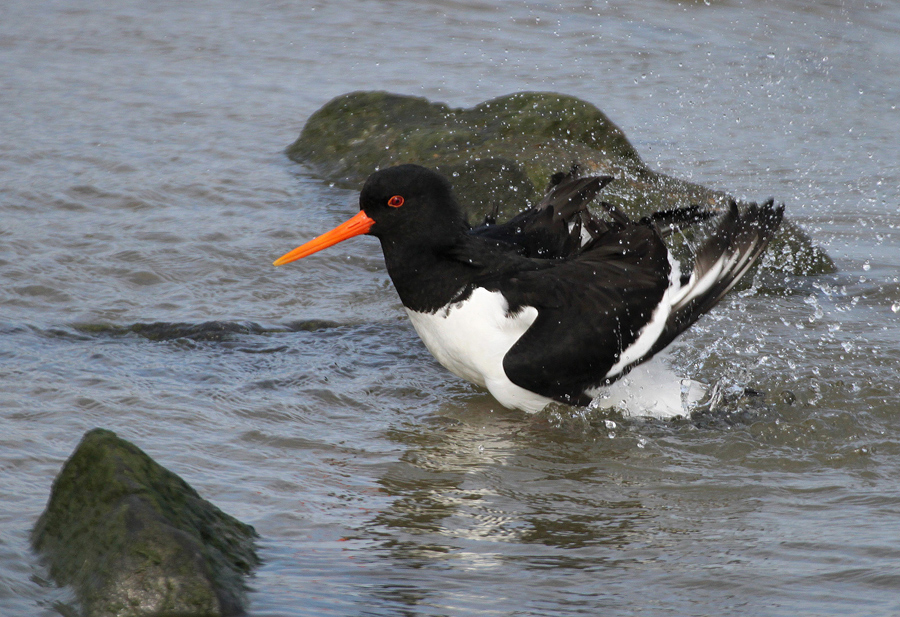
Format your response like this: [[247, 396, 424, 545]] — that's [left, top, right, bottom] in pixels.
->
[[274, 163, 783, 414]]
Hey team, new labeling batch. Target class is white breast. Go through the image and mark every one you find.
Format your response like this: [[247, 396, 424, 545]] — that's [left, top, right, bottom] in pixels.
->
[[404, 287, 552, 413]]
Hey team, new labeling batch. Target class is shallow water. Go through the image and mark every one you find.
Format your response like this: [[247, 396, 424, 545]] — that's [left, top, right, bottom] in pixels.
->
[[2, 1, 899, 615]]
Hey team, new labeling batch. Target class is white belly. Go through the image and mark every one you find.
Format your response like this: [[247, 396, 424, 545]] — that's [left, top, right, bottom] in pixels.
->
[[404, 287, 552, 413]]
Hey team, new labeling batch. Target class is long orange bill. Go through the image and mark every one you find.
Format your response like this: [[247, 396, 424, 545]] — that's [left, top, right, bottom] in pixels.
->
[[273, 210, 375, 266]]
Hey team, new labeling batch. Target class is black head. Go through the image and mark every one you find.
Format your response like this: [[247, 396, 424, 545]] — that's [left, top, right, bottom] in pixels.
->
[[360, 164, 468, 247], [273, 164, 467, 266]]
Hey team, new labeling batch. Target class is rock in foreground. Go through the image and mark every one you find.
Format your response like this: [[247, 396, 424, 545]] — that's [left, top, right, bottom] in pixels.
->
[[288, 90, 833, 276], [32, 428, 258, 617]]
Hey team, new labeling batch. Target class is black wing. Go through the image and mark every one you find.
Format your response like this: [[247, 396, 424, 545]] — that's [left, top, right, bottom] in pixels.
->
[[489, 222, 672, 405], [492, 199, 784, 405], [470, 170, 614, 259], [633, 199, 785, 365]]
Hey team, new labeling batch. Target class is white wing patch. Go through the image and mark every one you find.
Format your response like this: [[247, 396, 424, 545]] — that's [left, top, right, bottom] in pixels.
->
[[605, 252, 683, 379], [606, 233, 759, 381], [670, 250, 739, 310], [405, 287, 552, 413]]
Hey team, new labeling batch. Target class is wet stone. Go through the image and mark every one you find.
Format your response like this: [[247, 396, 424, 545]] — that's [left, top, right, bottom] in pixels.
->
[[32, 429, 259, 617], [288, 90, 834, 276]]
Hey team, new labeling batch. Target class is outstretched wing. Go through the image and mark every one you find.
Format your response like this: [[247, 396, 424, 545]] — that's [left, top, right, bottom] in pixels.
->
[[636, 199, 785, 362], [493, 199, 784, 405]]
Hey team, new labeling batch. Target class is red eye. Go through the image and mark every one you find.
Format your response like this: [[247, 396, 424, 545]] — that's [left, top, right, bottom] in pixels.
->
[[387, 195, 404, 208]]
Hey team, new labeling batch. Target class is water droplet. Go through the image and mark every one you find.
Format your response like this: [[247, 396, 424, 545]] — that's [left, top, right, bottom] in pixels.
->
[[604, 419, 617, 430], [891, 302, 900, 313], [863, 261, 871, 271]]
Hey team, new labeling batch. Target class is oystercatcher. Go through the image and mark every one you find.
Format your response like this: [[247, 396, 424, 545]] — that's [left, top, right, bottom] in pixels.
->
[[274, 164, 783, 413]]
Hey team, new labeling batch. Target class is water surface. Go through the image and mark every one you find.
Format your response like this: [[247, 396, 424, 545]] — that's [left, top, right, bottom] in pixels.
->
[[1, 1, 899, 615]]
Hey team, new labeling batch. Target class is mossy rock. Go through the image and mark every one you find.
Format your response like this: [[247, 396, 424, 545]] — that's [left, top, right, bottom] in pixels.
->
[[288, 91, 834, 276], [32, 429, 259, 617]]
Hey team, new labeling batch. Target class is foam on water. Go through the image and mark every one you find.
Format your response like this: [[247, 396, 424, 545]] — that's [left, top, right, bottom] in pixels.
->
[[589, 353, 708, 419]]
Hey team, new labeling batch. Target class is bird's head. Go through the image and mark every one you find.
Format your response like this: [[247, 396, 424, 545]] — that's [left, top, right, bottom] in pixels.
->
[[274, 164, 466, 266]]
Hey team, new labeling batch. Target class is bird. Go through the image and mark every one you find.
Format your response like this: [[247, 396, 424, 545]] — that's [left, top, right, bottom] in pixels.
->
[[273, 163, 784, 414]]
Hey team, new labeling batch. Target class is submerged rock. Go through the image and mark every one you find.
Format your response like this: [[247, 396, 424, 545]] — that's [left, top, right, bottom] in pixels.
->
[[32, 428, 258, 617], [288, 90, 834, 275]]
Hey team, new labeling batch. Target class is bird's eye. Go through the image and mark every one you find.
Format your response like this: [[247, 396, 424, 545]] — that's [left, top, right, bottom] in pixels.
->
[[387, 195, 405, 208]]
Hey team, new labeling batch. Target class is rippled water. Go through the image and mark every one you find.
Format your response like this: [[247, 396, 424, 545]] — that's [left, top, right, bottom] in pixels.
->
[[2, 1, 899, 615]]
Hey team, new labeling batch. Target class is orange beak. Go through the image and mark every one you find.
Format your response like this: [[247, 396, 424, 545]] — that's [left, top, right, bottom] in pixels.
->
[[273, 210, 375, 266]]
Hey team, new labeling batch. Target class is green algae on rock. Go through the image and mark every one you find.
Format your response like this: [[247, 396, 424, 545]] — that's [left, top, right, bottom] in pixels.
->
[[288, 91, 834, 275], [32, 429, 258, 617]]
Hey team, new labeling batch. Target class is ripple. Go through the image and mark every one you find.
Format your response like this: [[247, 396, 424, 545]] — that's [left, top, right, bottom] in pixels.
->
[[69, 318, 341, 342]]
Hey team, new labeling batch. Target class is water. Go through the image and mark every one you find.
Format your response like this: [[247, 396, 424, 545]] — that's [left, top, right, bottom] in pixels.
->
[[2, 1, 899, 615]]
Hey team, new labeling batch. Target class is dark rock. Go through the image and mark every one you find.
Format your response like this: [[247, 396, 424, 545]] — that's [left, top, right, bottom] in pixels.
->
[[288, 90, 834, 276], [32, 429, 258, 617]]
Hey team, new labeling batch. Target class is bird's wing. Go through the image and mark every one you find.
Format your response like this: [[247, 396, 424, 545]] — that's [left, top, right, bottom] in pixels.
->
[[634, 199, 785, 364], [639, 205, 720, 238], [490, 199, 784, 405], [471, 171, 614, 259], [485, 222, 672, 404]]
